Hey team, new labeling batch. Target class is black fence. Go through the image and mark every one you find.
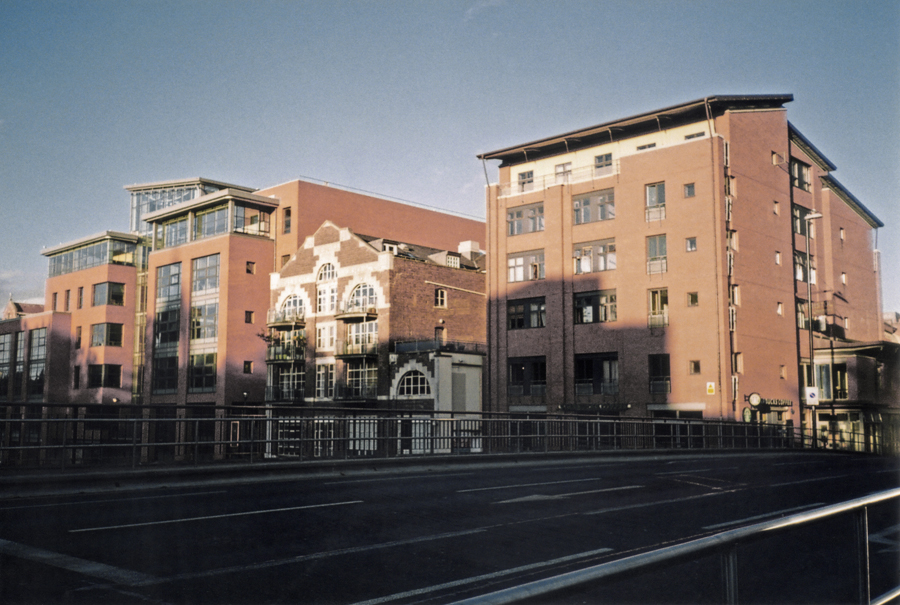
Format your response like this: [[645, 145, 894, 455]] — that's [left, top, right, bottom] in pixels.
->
[[0, 404, 890, 471]]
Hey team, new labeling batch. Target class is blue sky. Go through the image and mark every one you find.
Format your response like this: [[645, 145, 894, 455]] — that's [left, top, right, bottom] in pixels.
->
[[1, 0, 898, 311]]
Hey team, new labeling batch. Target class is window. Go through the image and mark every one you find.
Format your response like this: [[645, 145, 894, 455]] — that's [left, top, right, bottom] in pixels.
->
[[0, 333, 10, 398], [446, 255, 460, 268], [316, 324, 335, 349], [317, 285, 336, 313], [573, 239, 616, 274], [190, 302, 218, 340], [64, 290, 70, 311], [555, 162, 572, 184], [317, 263, 335, 282], [648, 354, 670, 393], [192, 255, 220, 292], [517, 171, 534, 193], [732, 352, 744, 374], [233, 205, 271, 236], [316, 364, 335, 398], [647, 235, 667, 274], [398, 370, 431, 396], [52, 292, 58, 311], [573, 188, 615, 224], [154, 309, 180, 347], [193, 205, 228, 240], [73, 366, 80, 390], [27, 328, 47, 397], [189, 353, 217, 393], [507, 356, 546, 396], [574, 353, 619, 395], [347, 321, 378, 346], [434, 288, 446, 308], [637, 142, 656, 150], [780, 365, 787, 380], [245, 311, 254, 324], [281, 294, 304, 319], [777, 302, 784, 316], [246, 261, 256, 274], [688, 292, 699, 307], [156, 217, 189, 249], [775, 251, 782, 265], [594, 153, 613, 177], [281, 255, 291, 268], [685, 132, 705, 140], [689, 360, 701, 375], [685, 237, 697, 252], [792, 205, 814, 236], [77, 287, 83, 309], [507, 297, 546, 330], [90, 323, 123, 347], [346, 360, 377, 398], [507, 250, 544, 282], [156, 263, 181, 301], [794, 251, 815, 284], [75, 326, 82, 349], [773, 200, 780, 215], [574, 290, 617, 324], [283, 207, 292, 234], [348, 284, 377, 310], [684, 183, 695, 198], [87, 364, 121, 389], [92, 282, 125, 306], [507, 203, 544, 235], [790, 159, 811, 192], [797, 300, 810, 330], [648, 288, 668, 327], [243, 361, 253, 374], [841, 272, 847, 286], [646, 183, 666, 221], [151, 355, 178, 394]]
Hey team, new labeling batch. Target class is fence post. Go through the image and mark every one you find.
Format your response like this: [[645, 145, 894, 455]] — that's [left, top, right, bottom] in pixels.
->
[[194, 419, 200, 465], [721, 544, 739, 605], [61, 418, 68, 471], [855, 507, 870, 605], [131, 417, 138, 470], [250, 419, 255, 464]]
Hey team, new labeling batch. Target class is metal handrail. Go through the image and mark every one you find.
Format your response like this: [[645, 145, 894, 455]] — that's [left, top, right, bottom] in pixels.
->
[[453, 487, 900, 605]]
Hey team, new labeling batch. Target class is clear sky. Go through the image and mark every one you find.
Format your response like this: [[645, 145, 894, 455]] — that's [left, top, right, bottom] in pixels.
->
[[1, 0, 898, 311]]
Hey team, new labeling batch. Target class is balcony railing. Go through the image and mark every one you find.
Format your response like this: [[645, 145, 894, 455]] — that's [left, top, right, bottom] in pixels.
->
[[265, 386, 303, 402], [498, 162, 619, 197], [650, 378, 672, 394], [394, 340, 487, 355], [267, 308, 306, 325], [648, 312, 669, 328], [647, 257, 667, 275], [334, 300, 377, 321], [334, 381, 379, 400], [575, 380, 620, 396], [508, 381, 547, 397], [335, 341, 378, 357], [266, 340, 305, 362], [645, 205, 666, 221]]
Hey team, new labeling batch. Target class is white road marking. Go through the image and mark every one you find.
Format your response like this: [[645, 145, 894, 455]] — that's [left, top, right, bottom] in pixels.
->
[[0, 490, 229, 511], [656, 468, 712, 475], [69, 500, 364, 533], [324, 472, 475, 485], [702, 503, 825, 530], [0, 538, 155, 585], [769, 473, 853, 487], [584, 489, 745, 515], [496, 485, 643, 504], [132, 527, 490, 586], [458, 477, 605, 493], [869, 523, 900, 554], [350, 547, 615, 605]]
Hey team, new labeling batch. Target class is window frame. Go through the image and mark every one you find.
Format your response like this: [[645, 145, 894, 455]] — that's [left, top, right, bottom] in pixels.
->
[[574, 290, 617, 325], [507, 297, 546, 330], [573, 188, 615, 225], [507, 250, 544, 283]]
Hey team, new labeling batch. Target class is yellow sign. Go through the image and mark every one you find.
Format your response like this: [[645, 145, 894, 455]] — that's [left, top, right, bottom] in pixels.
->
[[707, 382, 716, 395]]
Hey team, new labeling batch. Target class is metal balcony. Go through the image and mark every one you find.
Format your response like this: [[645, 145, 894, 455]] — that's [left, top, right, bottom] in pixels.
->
[[267, 308, 306, 327], [334, 301, 377, 322], [266, 340, 305, 362], [335, 340, 378, 357], [333, 381, 379, 401]]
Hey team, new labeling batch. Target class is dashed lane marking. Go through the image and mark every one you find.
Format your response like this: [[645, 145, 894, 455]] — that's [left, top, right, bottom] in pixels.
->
[[702, 503, 826, 530], [496, 485, 643, 504], [0, 538, 156, 585]]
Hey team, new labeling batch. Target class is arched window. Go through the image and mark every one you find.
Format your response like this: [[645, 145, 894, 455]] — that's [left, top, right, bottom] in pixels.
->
[[398, 370, 431, 396], [281, 294, 304, 316], [317, 263, 335, 282], [349, 283, 377, 309]]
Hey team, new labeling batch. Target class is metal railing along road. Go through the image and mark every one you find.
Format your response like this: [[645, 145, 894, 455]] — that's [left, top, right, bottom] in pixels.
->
[[453, 487, 900, 605], [0, 407, 890, 471]]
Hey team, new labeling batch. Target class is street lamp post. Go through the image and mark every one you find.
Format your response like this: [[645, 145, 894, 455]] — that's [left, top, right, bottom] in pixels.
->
[[804, 212, 823, 448]]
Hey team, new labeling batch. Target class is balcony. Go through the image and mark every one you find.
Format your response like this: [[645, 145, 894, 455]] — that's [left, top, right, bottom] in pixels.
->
[[334, 381, 379, 401], [267, 308, 305, 327], [645, 205, 666, 221], [575, 380, 619, 396], [334, 300, 377, 322], [335, 340, 378, 357], [498, 162, 619, 198], [266, 339, 305, 362], [648, 312, 669, 328], [394, 340, 487, 355], [265, 386, 303, 402], [649, 378, 671, 394]]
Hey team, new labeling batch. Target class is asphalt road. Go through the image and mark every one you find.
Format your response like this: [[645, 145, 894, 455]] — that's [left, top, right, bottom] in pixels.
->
[[1, 452, 898, 604]]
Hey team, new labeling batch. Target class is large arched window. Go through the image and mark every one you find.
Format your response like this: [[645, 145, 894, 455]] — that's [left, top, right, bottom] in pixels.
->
[[349, 283, 377, 309], [398, 370, 431, 397], [281, 294, 304, 317], [317, 263, 335, 282]]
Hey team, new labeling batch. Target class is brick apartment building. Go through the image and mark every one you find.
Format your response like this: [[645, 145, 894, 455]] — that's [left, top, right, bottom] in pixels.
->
[[478, 94, 896, 446], [266, 220, 485, 411], [1, 177, 484, 453]]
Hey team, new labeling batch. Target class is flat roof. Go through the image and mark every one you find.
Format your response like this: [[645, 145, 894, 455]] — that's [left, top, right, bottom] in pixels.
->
[[42, 230, 144, 257], [477, 94, 793, 165], [142, 188, 280, 223], [124, 177, 256, 193]]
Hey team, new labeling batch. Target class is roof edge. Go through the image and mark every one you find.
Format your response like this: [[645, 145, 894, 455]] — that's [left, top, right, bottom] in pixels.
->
[[788, 124, 838, 172], [820, 175, 884, 229], [41, 230, 143, 257]]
